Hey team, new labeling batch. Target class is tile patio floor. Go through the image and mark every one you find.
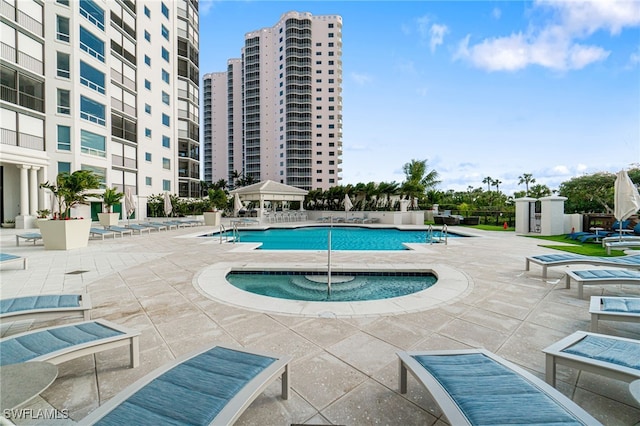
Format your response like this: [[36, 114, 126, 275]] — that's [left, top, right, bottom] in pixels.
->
[[1, 220, 639, 425]]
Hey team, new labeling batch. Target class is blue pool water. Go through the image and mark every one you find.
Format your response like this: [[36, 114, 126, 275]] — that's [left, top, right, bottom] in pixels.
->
[[222, 226, 457, 250], [226, 271, 437, 301]]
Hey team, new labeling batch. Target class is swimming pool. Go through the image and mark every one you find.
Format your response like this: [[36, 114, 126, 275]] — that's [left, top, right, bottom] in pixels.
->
[[226, 270, 437, 302], [214, 226, 458, 250]]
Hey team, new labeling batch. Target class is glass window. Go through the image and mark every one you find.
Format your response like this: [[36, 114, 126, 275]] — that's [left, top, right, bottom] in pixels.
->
[[162, 158, 170, 170], [57, 89, 70, 114], [80, 95, 105, 126], [57, 125, 71, 151], [79, 0, 105, 31], [161, 2, 169, 18], [161, 25, 169, 40], [81, 164, 106, 184], [144, 30, 150, 41], [145, 177, 152, 186], [162, 91, 170, 105], [144, 6, 150, 17], [145, 128, 151, 137], [58, 162, 71, 174], [57, 52, 70, 78], [162, 135, 170, 148], [80, 61, 105, 94], [80, 129, 106, 156], [56, 16, 70, 42], [162, 180, 170, 191], [145, 104, 151, 114], [162, 69, 169, 83], [144, 55, 151, 66], [144, 79, 151, 90], [79, 26, 105, 62], [145, 152, 152, 161], [328, 33, 334, 38], [57, 0, 69, 6], [161, 47, 169, 62], [162, 113, 170, 126]]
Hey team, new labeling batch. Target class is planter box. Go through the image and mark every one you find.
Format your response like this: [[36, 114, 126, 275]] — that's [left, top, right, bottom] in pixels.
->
[[98, 212, 119, 227], [35, 218, 49, 228], [204, 211, 221, 226], [39, 219, 91, 250]]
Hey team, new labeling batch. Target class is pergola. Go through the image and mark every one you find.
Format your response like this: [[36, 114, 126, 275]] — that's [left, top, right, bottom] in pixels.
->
[[228, 180, 308, 218]]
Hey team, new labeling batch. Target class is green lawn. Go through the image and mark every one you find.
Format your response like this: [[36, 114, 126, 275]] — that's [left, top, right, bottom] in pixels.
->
[[526, 234, 632, 257]]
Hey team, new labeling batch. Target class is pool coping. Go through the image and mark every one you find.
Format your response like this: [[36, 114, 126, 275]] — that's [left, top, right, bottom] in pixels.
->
[[193, 262, 473, 318]]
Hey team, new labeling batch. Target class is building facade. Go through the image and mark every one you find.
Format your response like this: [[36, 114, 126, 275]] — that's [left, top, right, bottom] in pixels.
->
[[0, 0, 200, 228], [204, 11, 342, 191]]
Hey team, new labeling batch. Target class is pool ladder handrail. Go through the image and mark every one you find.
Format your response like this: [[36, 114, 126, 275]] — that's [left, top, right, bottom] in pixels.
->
[[219, 223, 240, 244], [427, 224, 448, 245]]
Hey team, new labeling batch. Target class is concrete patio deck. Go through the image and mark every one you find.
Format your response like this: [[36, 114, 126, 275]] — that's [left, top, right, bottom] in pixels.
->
[[1, 220, 639, 425]]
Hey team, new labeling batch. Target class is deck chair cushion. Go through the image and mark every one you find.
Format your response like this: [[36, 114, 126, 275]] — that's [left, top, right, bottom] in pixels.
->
[[561, 335, 640, 370], [601, 297, 640, 313], [1, 295, 81, 315]]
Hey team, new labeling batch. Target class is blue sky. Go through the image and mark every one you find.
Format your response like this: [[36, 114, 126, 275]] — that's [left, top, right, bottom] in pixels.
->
[[198, 1, 640, 195]]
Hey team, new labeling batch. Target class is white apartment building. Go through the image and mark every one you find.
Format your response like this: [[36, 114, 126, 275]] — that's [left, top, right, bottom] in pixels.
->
[[203, 11, 343, 191], [0, 0, 200, 229]]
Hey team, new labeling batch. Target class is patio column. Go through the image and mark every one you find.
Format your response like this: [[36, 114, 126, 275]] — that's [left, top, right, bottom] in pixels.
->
[[29, 166, 40, 216], [38, 166, 49, 211], [18, 165, 30, 216]]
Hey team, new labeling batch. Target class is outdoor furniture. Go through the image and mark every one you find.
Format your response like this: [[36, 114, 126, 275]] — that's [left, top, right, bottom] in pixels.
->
[[398, 349, 600, 425], [0, 253, 27, 270], [525, 253, 640, 278], [106, 226, 133, 237], [90, 228, 116, 240], [604, 240, 640, 255], [1, 293, 91, 322], [78, 345, 290, 425], [15, 233, 42, 246], [125, 224, 152, 235], [564, 269, 640, 298], [589, 296, 640, 332], [543, 331, 640, 389], [463, 216, 479, 225], [142, 222, 168, 231]]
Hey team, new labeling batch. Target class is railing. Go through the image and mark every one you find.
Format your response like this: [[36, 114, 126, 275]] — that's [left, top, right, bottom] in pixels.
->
[[428, 224, 448, 245]]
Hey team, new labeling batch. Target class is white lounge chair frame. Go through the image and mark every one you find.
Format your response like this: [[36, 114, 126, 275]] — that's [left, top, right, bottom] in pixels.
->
[[0, 253, 27, 270], [79, 345, 290, 425], [398, 349, 600, 426], [564, 269, 640, 298], [0, 319, 139, 368], [604, 240, 640, 255], [15, 233, 42, 246], [543, 330, 640, 387], [525, 254, 640, 278], [1, 293, 91, 322], [589, 296, 640, 332]]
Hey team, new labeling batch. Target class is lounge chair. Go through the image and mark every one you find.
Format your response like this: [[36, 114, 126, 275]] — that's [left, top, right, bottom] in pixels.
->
[[107, 225, 133, 237], [525, 253, 640, 278], [148, 221, 173, 230], [564, 269, 640, 298], [90, 228, 116, 240], [589, 296, 640, 332], [166, 220, 191, 228], [363, 217, 380, 224], [78, 345, 290, 425], [543, 330, 640, 388], [604, 240, 640, 255], [142, 222, 168, 231], [398, 349, 600, 425], [0, 253, 27, 270], [125, 224, 152, 235], [0, 319, 139, 368], [16, 232, 42, 246], [1, 293, 91, 322]]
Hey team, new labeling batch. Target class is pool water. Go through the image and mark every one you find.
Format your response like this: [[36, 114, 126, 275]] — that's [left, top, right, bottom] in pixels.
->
[[226, 271, 437, 301], [226, 226, 455, 250]]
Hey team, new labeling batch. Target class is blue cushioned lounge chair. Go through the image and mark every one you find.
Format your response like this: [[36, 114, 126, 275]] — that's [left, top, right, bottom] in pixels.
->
[[0, 253, 27, 270], [398, 349, 600, 425], [15, 232, 42, 246], [79, 345, 290, 426], [125, 224, 151, 235], [106, 226, 133, 237], [525, 253, 640, 278], [543, 331, 640, 389], [0, 319, 139, 368], [589, 296, 640, 332], [564, 269, 640, 298], [1, 293, 91, 322], [90, 228, 116, 240]]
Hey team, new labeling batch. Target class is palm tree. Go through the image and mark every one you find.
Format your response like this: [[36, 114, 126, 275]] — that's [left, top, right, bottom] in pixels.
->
[[482, 176, 493, 192], [493, 179, 502, 194], [518, 173, 536, 196], [401, 159, 440, 209], [377, 181, 399, 210]]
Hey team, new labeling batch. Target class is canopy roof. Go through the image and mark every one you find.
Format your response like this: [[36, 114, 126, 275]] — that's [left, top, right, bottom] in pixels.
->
[[229, 180, 308, 202]]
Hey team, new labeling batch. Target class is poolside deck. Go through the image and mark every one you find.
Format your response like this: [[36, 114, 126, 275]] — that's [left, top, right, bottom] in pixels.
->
[[1, 220, 639, 425]]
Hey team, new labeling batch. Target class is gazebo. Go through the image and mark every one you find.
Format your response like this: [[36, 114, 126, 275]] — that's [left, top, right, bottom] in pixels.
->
[[228, 180, 308, 219]]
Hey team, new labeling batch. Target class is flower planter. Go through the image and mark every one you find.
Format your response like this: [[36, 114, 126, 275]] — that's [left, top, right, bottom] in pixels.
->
[[98, 212, 119, 227], [1, 222, 15, 228], [35, 218, 49, 229], [38, 218, 91, 250], [203, 211, 221, 226]]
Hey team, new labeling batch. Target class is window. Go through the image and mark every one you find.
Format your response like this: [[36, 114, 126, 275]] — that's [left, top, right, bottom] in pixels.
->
[[79, 0, 105, 31], [329, 160, 335, 165], [328, 23, 334, 28], [162, 113, 170, 126], [80, 96, 105, 125], [161, 47, 169, 62], [328, 69, 334, 75], [328, 60, 334, 65], [162, 135, 170, 148], [79, 26, 105, 62], [329, 124, 335, 129], [57, 89, 70, 114], [328, 32, 334, 38], [57, 52, 70, 78], [80, 61, 105, 94], [144, 30, 150, 41], [328, 51, 334, 57], [162, 91, 170, 105], [145, 128, 151, 138], [328, 106, 335, 111], [144, 6, 150, 17], [162, 158, 170, 170], [328, 42, 334, 47], [57, 0, 69, 6], [145, 104, 151, 114], [161, 25, 169, 40], [329, 97, 335, 102], [58, 162, 71, 174], [145, 177, 152, 186], [329, 133, 335, 138], [57, 125, 71, 151], [80, 129, 105, 156], [145, 152, 152, 161], [161, 2, 169, 18], [162, 69, 169, 83], [144, 79, 151, 90], [56, 16, 70, 42], [162, 180, 170, 191], [144, 55, 151, 66], [329, 79, 334, 84]]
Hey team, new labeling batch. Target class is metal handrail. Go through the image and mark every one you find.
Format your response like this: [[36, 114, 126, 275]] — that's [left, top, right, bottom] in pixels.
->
[[219, 224, 226, 244]]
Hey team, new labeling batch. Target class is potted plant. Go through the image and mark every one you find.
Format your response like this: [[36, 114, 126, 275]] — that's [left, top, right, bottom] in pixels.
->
[[98, 187, 124, 227], [35, 209, 50, 228], [203, 189, 227, 226], [1, 218, 15, 228], [39, 170, 101, 250]]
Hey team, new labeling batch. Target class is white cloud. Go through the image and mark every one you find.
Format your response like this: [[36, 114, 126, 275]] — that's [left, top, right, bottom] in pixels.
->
[[350, 72, 373, 85], [199, 0, 215, 17], [552, 165, 571, 175], [630, 47, 640, 66], [430, 24, 449, 53], [492, 7, 502, 20], [416, 15, 431, 39]]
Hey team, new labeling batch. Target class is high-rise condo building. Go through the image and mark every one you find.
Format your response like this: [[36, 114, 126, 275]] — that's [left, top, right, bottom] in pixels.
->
[[0, 0, 200, 228], [203, 11, 342, 191]]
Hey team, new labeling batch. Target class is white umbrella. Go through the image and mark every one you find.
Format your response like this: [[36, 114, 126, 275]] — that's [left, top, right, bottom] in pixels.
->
[[614, 170, 640, 236], [344, 194, 353, 220], [234, 193, 243, 216], [125, 187, 136, 221], [164, 192, 173, 217]]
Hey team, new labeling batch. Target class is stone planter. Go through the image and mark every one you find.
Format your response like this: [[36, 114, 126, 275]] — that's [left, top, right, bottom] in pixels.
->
[[35, 218, 49, 228], [38, 218, 91, 250], [98, 212, 119, 227], [204, 211, 221, 226]]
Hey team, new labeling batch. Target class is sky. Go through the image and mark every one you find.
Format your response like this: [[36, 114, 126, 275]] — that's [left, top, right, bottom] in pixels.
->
[[198, 0, 640, 195]]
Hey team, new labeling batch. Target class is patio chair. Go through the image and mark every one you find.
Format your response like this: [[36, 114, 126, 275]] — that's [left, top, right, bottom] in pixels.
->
[[0, 319, 139, 368], [125, 224, 152, 235], [15, 232, 42, 246], [78, 345, 290, 425], [525, 253, 640, 278], [398, 349, 600, 425], [564, 269, 640, 298], [0, 253, 27, 270], [106, 226, 133, 237], [604, 240, 640, 255], [1, 293, 91, 323], [589, 296, 640, 332], [543, 330, 640, 388], [90, 228, 116, 240], [143, 222, 169, 231]]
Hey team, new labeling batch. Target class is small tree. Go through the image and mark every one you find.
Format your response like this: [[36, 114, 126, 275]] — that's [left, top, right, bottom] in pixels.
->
[[208, 189, 228, 211], [40, 170, 102, 219], [101, 187, 124, 213]]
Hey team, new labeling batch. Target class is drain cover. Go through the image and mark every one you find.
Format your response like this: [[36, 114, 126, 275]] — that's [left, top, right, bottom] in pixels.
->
[[66, 270, 89, 275]]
